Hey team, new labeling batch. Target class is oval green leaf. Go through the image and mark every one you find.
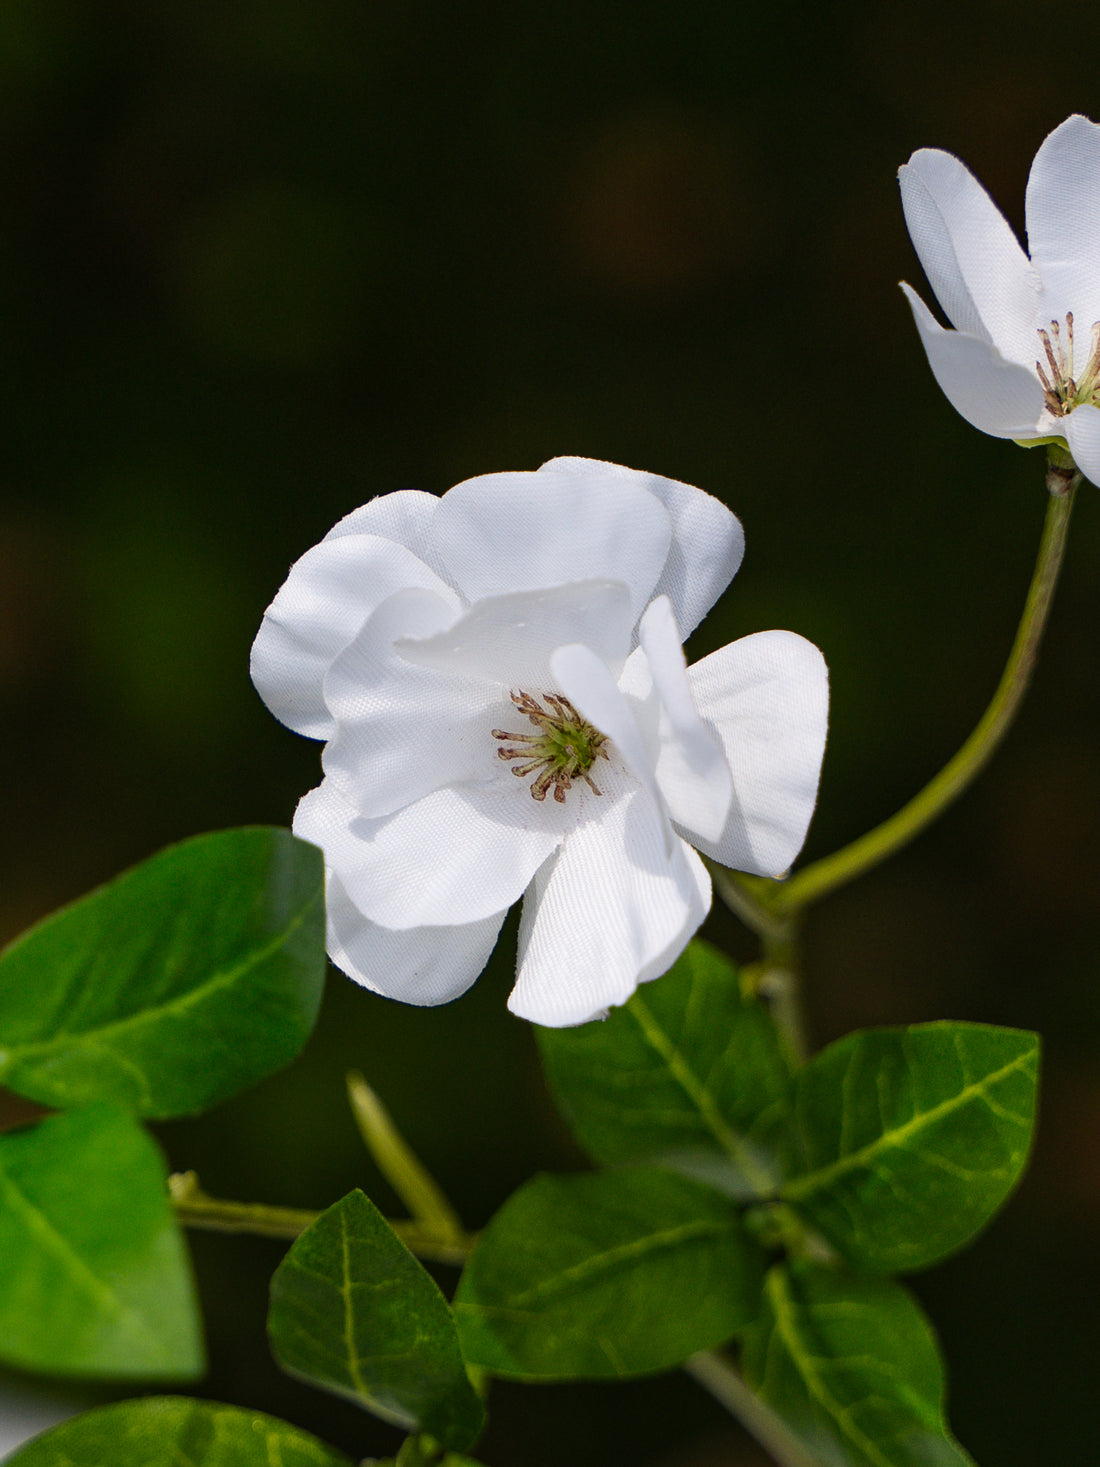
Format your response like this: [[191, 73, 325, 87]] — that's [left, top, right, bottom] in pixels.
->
[[779, 1022, 1039, 1272], [0, 827, 326, 1119], [268, 1189, 484, 1453], [0, 1105, 203, 1378], [453, 1166, 764, 1380], [740, 1262, 975, 1467], [536, 941, 791, 1198], [6, 1396, 353, 1465]]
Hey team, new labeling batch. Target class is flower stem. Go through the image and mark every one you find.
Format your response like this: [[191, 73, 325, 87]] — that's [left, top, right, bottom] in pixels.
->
[[771, 476, 1078, 914], [685, 1352, 820, 1467], [167, 1171, 475, 1265]]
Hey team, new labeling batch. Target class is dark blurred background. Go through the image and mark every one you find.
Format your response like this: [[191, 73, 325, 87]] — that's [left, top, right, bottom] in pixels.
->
[[2, 2, 1099, 1462]]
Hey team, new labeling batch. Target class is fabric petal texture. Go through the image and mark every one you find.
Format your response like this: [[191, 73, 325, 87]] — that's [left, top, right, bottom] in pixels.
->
[[253, 457, 829, 1025], [685, 631, 829, 878]]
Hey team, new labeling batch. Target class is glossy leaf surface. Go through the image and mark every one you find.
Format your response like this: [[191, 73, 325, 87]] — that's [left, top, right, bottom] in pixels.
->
[[0, 1106, 203, 1378], [780, 1022, 1038, 1271], [741, 1262, 975, 1467], [268, 1190, 483, 1452], [454, 1166, 763, 1379], [537, 941, 791, 1197], [7, 1396, 352, 1465], [0, 827, 325, 1118]]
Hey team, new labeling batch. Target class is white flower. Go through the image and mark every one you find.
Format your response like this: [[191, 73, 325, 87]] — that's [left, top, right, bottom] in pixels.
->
[[899, 114, 1100, 485], [251, 457, 828, 1026]]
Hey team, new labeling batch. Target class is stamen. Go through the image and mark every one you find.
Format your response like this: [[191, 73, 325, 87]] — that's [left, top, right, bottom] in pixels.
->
[[492, 688, 610, 804], [1035, 314, 1100, 415]]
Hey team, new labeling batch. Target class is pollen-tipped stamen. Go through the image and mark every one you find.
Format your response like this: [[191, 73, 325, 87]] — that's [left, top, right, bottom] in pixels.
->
[[493, 688, 609, 804]]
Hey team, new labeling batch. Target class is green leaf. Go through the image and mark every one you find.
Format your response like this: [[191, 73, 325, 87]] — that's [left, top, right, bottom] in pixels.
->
[[537, 940, 791, 1198], [0, 1105, 203, 1378], [741, 1262, 975, 1467], [6, 1396, 353, 1465], [0, 827, 326, 1119], [453, 1166, 764, 1380], [267, 1189, 483, 1453], [779, 1022, 1039, 1272]]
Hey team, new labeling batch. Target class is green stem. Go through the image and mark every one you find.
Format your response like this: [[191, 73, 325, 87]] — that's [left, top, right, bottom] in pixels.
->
[[685, 1352, 821, 1467], [167, 1172, 475, 1266], [772, 477, 1077, 914]]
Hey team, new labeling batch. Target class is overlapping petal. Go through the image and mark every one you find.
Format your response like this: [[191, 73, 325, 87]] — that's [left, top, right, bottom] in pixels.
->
[[509, 787, 711, 1026], [542, 457, 744, 637], [899, 146, 1040, 366], [1026, 114, 1100, 328], [294, 779, 559, 929], [324, 872, 505, 1005], [684, 630, 828, 877], [251, 535, 458, 740], [900, 286, 1046, 439], [322, 588, 495, 818], [638, 597, 731, 843], [1063, 404, 1100, 491], [429, 462, 673, 623]]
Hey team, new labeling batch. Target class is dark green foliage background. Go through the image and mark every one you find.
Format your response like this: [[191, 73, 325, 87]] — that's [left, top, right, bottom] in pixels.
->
[[2, 2, 1100, 1462]]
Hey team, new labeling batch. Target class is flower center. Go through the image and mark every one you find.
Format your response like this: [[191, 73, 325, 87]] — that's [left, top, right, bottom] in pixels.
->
[[492, 689, 610, 804], [1035, 312, 1100, 416]]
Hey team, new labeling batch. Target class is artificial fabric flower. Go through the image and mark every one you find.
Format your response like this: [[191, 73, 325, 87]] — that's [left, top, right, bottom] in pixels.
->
[[251, 457, 828, 1026], [899, 114, 1100, 485]]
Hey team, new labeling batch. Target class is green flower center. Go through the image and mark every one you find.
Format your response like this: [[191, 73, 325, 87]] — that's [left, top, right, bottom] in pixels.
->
[[493, 690, 610, 804], [1036, 313, 1100, 416]]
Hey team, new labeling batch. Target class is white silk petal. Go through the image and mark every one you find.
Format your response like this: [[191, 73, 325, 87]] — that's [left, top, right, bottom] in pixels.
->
[[899, 147, 1041, 366], [322, 488, 443, 565], [323, 588, 496, 818], [901, 285, 1046, 438], [542, 457, 744, 637], [294, 780, 560, 929], [638, 598, 732, 843], [324, 872, 505, 1006], [251, 534, 458, 740], [1063, 404, 1100, 488], [396, 580, 634, 688], [1026, 115, 1100, 329], [429, 464, 672, 624], [550, 642, 671, 853], [684, 630, 828, 877], [508, 790, 711, 1026]]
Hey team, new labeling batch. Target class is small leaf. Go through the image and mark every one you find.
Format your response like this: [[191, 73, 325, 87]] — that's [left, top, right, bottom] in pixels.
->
[[6, 1396, 353, 1465], [0, 827, 326, 1119], [537, 941, 791, 1197], [0, 1105, 204, 1378], [779, 1022, 1039, 1271], [268, 1190, 483, 1453], [453, 1166, 764, 1379], [741, 1262, 975, 1467]]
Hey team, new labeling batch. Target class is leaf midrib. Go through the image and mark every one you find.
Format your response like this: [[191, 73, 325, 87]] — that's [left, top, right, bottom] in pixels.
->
[[780, 1046, 1035, 1204]]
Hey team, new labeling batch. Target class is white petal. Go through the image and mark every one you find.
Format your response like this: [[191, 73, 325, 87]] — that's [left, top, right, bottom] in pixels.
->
[[899, 147, 1040, 365], [396, 580, 634, 687], [638, 597, 732, 843], [322, 588, 496, 818], [684, 630, 828, 877], [294, 779, 559, 929], [1026, 115, 1100, 328], [542, 457, 744, 637], [1063, 403, 1100, 488], [508, 789, 711, 1026], [323, 488, 442, 561], [550, 641, 671, 853], [251, 534, 458, 740], [901, 284, 1046, 438], [430, 463, 672, 624], [324, 871, 504, 1006]]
